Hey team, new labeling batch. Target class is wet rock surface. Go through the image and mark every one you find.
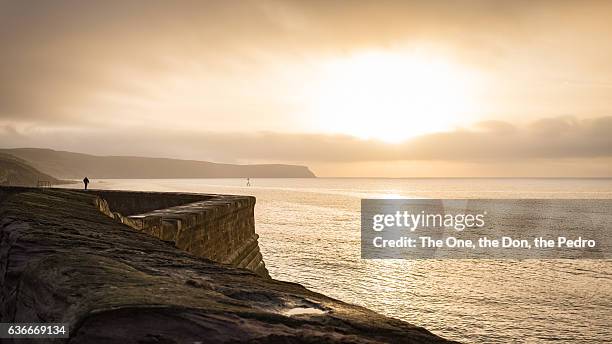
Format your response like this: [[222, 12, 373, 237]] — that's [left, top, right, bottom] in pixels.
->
[[0, 188, 456, 343]]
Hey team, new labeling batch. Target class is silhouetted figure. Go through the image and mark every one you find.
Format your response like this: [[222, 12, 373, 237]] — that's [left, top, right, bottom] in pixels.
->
[[246, 178, 251, 187], [83, 177, 90, 190]]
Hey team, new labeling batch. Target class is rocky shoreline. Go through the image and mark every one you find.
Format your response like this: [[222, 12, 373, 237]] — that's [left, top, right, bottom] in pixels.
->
[[0, 187, 456, 343]]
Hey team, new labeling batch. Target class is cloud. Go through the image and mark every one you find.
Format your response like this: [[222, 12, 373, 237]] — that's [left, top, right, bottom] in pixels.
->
[[404, 116, 612, 161], [1, 116, 610, 163], [2, 0, 612, 124], [1, 1, 611, 178]]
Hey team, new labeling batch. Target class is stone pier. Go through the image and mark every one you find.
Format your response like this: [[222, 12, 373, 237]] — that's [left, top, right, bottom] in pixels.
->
[[91, 190, 269, 277], [0, 187, 455, 343]]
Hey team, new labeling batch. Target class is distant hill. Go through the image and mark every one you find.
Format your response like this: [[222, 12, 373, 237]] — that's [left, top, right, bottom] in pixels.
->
[[0, 148, 316, 179], [0, 153, 64, 186]]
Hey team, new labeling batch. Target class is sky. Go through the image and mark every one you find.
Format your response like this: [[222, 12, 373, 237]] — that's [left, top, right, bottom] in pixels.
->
[[1, 0, 611, 177]]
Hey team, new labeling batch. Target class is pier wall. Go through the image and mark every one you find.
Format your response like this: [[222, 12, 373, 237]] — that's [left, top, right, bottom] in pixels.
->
[[89, 190, 269, 277]]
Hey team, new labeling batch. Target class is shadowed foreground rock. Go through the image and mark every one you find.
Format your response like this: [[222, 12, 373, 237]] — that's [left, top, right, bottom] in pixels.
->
[[0, 188, 456, 343]]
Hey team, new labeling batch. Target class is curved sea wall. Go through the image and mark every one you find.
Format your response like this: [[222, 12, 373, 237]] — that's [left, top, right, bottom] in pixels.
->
[[88, 190, 269, 277], [0, 187, 455, 343]]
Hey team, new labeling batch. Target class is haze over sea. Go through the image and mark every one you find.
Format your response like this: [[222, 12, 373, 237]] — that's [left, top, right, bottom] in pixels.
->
[[62, 178, 612, 343]]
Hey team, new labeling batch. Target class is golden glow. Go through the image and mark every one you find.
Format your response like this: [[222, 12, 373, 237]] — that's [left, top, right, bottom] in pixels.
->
[[310, 51, 480, 142]]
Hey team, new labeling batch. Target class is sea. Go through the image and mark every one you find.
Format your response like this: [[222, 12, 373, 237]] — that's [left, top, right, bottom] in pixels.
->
[[60, 178, 612, 343]]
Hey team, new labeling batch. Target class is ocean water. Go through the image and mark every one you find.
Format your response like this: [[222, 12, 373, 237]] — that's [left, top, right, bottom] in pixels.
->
[[62, 178, 612, 343]]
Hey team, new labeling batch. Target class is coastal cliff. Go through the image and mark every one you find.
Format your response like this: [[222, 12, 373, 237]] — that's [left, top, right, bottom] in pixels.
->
[[0, 154, 64, 187], [1, 148, 316, 178], [0, 187, 454, 343]]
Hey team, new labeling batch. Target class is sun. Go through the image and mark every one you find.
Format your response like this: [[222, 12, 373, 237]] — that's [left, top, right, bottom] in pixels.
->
[[309, 51, 479, 143]]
